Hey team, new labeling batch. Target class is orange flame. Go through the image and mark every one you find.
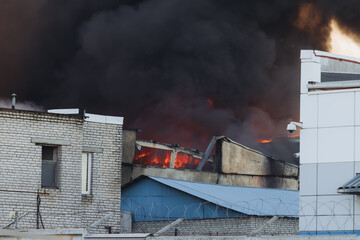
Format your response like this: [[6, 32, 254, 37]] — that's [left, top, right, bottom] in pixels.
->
[[133, 147, 200, 169], [257, 138, 273, 144], [174, 152, 200, 169], [133, 147, 171, 168], [328, 19, 360, 58], [134, 152, 151, 160]]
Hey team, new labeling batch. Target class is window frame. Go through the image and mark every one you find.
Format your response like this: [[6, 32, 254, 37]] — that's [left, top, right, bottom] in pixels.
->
[[41, 145, 59, 188], [82, 152, 92, 195]]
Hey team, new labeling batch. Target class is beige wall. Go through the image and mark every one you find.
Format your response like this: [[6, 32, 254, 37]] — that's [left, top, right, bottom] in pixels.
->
[[221, 141, 298, 177]]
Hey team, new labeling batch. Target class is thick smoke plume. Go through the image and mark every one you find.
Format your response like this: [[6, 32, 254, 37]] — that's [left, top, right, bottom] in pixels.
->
[[0, 0, 357, 162]]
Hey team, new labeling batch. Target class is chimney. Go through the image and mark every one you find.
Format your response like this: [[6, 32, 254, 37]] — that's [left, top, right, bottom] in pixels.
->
[[11, 93, 16, 109]]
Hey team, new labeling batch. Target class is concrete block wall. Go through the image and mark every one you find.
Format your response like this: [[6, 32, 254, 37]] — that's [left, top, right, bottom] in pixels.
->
[[132, 217, 298, 236], [0, 109, 122, 233]]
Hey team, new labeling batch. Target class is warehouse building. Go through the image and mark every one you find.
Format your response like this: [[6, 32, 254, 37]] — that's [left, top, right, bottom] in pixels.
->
[[121, 175, 299, 236], [122, 134, 299, 190]]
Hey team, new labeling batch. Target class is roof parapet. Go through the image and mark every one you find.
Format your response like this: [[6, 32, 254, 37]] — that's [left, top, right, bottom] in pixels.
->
[[48, 108, 123, 125]]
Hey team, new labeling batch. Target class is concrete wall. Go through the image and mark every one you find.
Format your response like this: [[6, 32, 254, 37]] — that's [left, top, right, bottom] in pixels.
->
[[132, 217, 298, 236], [0, 109, 122, 233], [221, 141, 298, 177], [127, 165, 298, 190], [299, 50, 360, 234], [122, 130, 136, 164], [0, 229, 84, 240]]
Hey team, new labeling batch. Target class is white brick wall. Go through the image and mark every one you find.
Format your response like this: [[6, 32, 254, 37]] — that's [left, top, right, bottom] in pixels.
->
[[0, 109, 122, 233], [132, 217, 298, 236]]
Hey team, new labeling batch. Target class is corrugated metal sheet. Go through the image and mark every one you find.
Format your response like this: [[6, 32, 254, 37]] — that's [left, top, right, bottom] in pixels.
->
[[121, 177, 245, 221], [122, 176, 298, 221], [148, 176, 298, 217], [338, 174, 360, 194]]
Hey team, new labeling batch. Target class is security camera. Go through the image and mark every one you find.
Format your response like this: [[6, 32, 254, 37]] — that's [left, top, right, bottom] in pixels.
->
[[287, 121, 303, 133], [293, 152, 300, 158], [287, 123, 296, 134]]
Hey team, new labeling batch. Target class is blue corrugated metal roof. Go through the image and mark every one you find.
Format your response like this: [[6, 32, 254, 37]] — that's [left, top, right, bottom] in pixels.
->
[[148, 176, 299, 217]]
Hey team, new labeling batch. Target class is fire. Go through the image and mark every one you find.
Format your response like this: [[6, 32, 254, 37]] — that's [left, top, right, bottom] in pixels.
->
[[174, 152, 200, 169], [258, 138, 273, 144], [133, 147, 171, 168], [328, 19, 360, 58], [134, 152, 150, 160], [133, 147, 201, 169]]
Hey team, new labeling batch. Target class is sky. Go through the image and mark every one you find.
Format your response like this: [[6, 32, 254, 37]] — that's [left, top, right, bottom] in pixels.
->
[[0, 0, 359, 159]]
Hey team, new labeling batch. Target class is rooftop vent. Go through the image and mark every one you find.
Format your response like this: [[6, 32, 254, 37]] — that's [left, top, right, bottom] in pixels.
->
[[11, 93, 16, 109]]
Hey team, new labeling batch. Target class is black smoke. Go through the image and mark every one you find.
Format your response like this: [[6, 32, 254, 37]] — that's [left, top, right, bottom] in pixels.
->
[[1, 0, 355, 162]]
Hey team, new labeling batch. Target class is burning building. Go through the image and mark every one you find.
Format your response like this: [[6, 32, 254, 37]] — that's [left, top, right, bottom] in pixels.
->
[[122, 130, 298, 190]]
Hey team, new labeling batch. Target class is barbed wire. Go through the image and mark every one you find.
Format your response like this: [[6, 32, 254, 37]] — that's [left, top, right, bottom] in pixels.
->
[[121, 197, 298, 221], [2, 197, 360, 235]]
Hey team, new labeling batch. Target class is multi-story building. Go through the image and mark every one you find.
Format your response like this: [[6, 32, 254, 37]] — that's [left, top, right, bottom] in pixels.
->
[[299, 50, 360, 234], [0, 107, 123, 233]]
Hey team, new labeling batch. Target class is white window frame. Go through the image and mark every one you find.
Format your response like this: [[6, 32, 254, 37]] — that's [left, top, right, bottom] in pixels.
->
[[82, 153, 92, 195]]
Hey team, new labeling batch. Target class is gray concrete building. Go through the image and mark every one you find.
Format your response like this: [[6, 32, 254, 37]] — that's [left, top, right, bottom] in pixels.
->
[[0, 108, 123, 233], [122, 133, 298, 190]]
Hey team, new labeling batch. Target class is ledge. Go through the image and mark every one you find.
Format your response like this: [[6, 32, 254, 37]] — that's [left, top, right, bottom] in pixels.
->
[[31, 138, 71, 146], [82, 146, 103, 153]]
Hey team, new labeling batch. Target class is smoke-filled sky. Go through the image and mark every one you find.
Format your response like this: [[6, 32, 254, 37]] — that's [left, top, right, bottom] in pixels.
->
[[0, 0, 357, 157]]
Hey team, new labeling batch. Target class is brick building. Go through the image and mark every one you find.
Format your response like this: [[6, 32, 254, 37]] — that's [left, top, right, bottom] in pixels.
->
[[0, 108, 123, 233]]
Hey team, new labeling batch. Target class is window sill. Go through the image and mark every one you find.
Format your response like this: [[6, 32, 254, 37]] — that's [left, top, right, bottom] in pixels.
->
[[41, 186, 59, 189]]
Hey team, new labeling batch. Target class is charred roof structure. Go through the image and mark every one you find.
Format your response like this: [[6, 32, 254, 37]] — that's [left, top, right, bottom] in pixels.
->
[[122, 131, 298, 190]]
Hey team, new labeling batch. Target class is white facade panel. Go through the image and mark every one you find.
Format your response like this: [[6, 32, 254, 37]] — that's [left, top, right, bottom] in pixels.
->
[[299, 215, 317, 232], [299, 196, 317, 216], [318, 127, 354, 163], [317, 215, 353, 231], [300, 94, 318, 129], [353, 195, 360, 215], [317, 195, 353, 215], [317, 162, 354, 195], [300, 164, 317, 196], [355, 162, 360, 174], [300, 129, 317, 164], [318, 92, 354, 128], [355, 92, 360, 126], [355, 127, 360, 163], [353, 215, 360, 230]]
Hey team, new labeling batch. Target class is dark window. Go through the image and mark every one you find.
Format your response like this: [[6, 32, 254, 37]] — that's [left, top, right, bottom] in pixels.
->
[[41, 146, 58, 188]]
